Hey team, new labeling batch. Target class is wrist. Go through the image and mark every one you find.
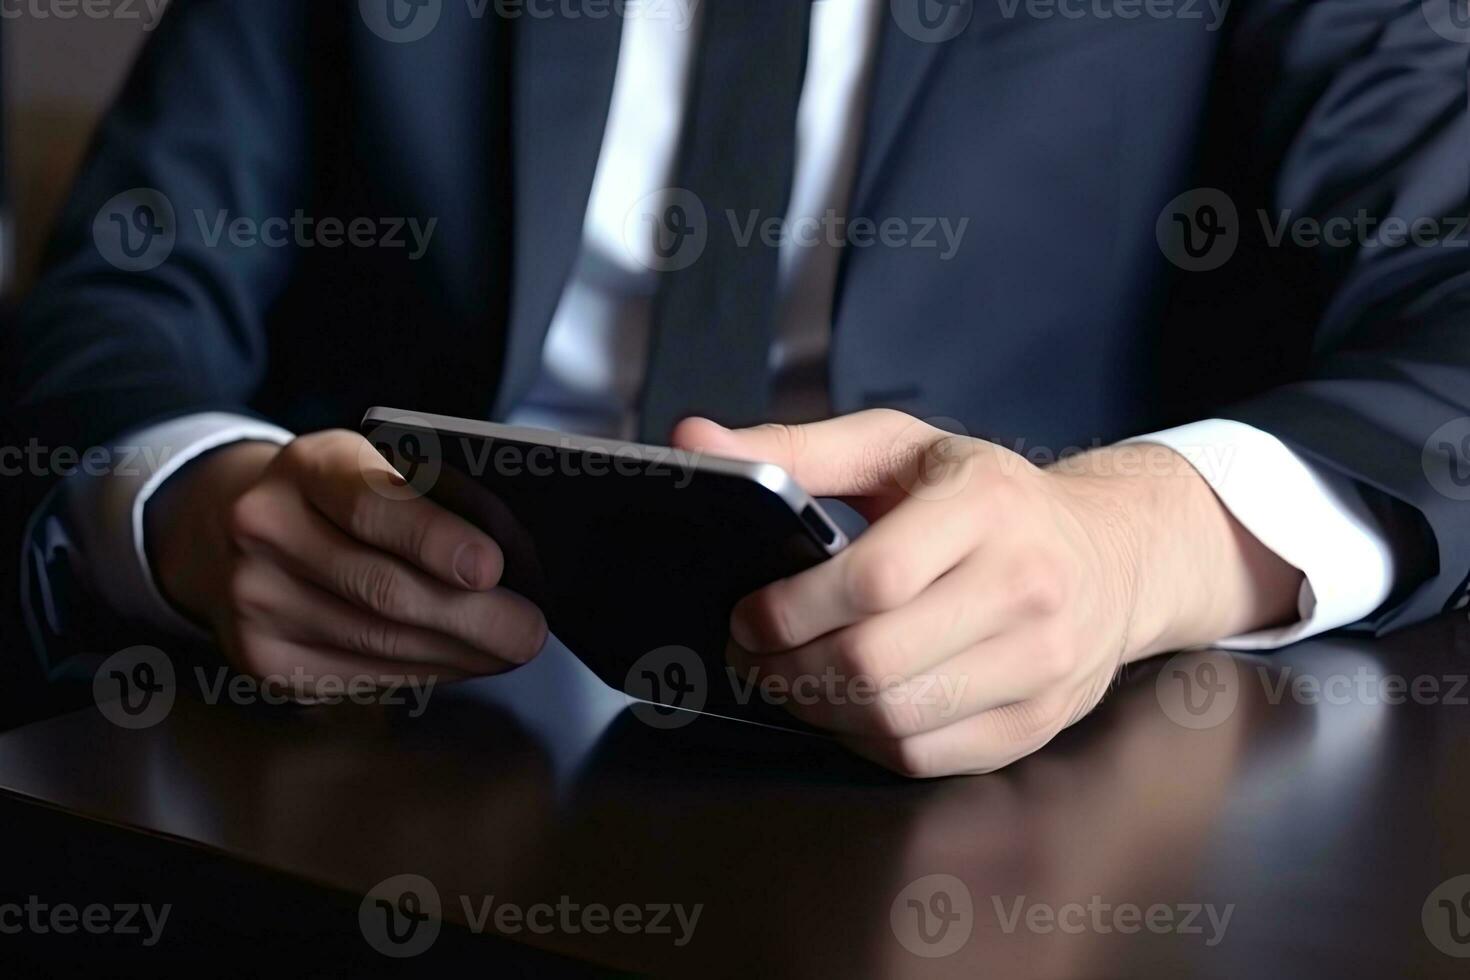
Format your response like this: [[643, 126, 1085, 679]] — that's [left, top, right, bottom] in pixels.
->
[[1050, 444, 1303, 662], [145, 440, 282, 625]]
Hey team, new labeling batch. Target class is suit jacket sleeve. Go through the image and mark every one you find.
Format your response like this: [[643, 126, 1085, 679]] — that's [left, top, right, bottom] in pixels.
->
[[1214, 4, 1470, 633], [0, 0, 313, 690]]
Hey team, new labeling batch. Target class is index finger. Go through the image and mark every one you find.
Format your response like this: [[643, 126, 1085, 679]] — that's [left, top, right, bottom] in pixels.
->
[[671, 409, 938, 500], [294, 433, 504, 592]]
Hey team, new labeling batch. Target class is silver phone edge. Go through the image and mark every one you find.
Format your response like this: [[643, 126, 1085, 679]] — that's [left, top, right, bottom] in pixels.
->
[[362, 405, 849, 556]]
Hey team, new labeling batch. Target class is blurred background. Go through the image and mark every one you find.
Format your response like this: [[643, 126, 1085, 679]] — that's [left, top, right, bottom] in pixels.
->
[[4, 10, 150, 296]]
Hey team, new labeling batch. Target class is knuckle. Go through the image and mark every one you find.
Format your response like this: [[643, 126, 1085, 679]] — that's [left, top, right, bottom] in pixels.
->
[[871, 687, 931, 740], [857, 441, 905, 493], [887, 737, 944, 779], [516, 607, 550, 663], [490, 605, 549, 667], [278, 433, 322, 470], [1030, 634, 1077, 685], [994, 698, 1067, 752], [745, 588, 799, 650], [921, 434, 975, 478], [404, 512, 435, 566], [782, 422, 809, 457], [288, 430, 361, 484], [226, 563, 272, 615], [354, 562, 405, 616], [345, 487, 382, 541], [357, 620, 405, 660], [233, 635, 291, 682], [1011, 556, 1066, 617], [982, 472, 1026, 513], [315, 428, 364, 455], [831, 626, 881, 680], [867, 408, 913, 430], [846, 556, 916, 614], [227, 491, 274, 547], [754, 423, 810, 479]]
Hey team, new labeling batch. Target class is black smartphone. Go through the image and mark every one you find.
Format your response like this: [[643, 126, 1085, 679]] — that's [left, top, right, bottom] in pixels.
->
[[360, 407, 848, 728]]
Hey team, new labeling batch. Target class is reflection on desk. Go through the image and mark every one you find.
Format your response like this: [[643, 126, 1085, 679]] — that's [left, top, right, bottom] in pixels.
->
[[1, 616, 1469, 976]]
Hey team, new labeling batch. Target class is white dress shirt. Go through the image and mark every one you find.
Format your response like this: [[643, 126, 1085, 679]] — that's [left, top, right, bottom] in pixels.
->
[[61, 0, 1395, 647]]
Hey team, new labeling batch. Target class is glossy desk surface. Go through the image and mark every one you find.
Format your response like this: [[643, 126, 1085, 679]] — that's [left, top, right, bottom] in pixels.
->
[[3, 616, 1470, 976]]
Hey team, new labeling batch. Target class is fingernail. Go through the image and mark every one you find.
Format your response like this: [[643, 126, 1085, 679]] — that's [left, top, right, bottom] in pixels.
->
[[729, 613, 758, 654], [454, 542, 489, 590]]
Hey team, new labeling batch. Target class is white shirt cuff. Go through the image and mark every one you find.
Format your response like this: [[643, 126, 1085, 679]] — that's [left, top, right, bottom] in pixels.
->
[[1121, 419, 1396, 651], [61, 412, 295, 639]]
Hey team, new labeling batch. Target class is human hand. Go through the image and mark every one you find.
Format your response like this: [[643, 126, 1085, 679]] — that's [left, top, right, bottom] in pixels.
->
[[147, 431, 547, 697], [673, 410, 1300, 777]]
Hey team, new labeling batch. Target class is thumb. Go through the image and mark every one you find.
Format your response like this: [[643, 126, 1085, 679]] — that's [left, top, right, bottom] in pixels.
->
[[670, 409, 941, 499]]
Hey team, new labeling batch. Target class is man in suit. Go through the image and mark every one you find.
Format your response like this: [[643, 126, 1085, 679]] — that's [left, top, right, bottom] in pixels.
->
[[1, 0, 1465, 774]]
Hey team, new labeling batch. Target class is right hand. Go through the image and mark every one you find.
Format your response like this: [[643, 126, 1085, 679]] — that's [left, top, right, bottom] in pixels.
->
[[147, 430, 548, 698]]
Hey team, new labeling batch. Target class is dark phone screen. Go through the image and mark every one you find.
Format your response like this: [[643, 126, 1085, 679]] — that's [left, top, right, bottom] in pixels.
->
[[363, 418, 837, 727]]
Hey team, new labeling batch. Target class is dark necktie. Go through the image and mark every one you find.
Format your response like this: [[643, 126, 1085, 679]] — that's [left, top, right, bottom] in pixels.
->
[[637, 0, 815, 443]]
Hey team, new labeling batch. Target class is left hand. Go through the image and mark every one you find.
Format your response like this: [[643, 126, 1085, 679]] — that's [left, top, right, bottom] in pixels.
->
[[673, 410, 1301, 777]]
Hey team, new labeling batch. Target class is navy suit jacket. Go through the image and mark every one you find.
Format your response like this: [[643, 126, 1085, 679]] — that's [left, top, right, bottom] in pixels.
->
[[2, 0, 1467, 715]]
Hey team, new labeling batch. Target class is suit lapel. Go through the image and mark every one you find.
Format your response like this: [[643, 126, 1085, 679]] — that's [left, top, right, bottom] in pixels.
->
[[492, 8, 950, 416], [494, 13, 625, 418], [848, 8, 955, 220]]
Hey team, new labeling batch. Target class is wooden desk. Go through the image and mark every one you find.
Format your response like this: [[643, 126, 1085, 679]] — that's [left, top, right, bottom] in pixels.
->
[[2, 615, 1469, 976]]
